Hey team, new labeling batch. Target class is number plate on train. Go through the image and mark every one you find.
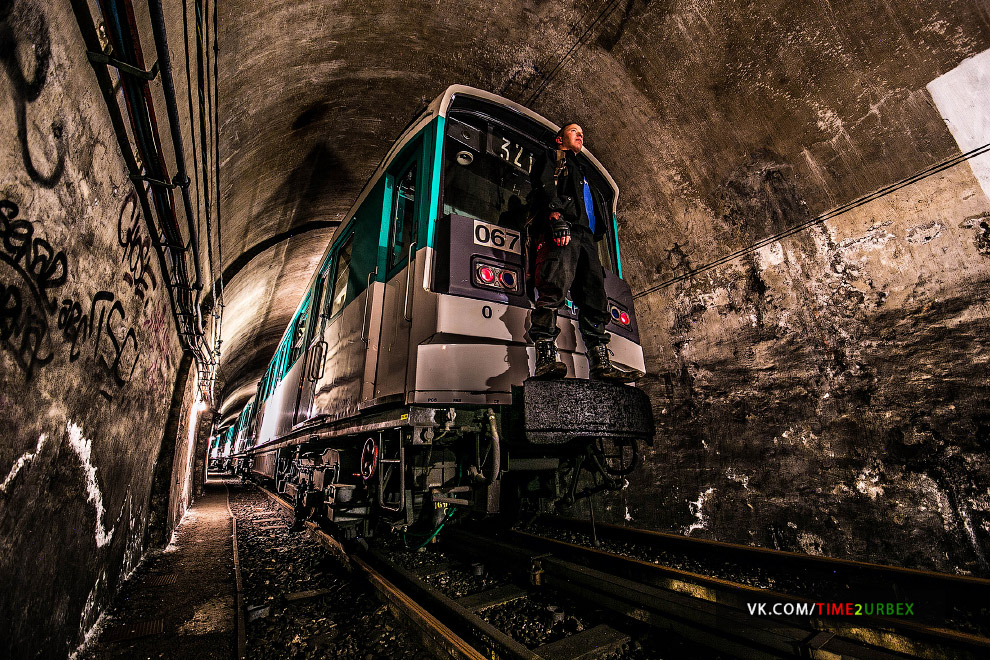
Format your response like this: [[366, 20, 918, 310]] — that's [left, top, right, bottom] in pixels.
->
[[473, 220, 521, 254]]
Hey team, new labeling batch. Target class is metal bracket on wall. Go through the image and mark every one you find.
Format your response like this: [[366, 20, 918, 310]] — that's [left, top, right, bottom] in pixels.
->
[[129, 173, 190, 190], [86, 50, 160, 81]]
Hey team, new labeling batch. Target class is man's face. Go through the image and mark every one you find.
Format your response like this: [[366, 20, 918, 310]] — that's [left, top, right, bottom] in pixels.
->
[[556, 124, 584, 153]]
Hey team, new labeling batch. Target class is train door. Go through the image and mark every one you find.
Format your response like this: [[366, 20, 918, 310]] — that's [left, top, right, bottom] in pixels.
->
[[374, 155, 420, 401], [294, 268, 329, 425], [311, 233, 373, 418]]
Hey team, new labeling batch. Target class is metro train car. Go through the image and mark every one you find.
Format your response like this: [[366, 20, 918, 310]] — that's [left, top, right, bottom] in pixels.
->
[[230, 85, 654, 543], [213, 396, 256, 475], [208, 424, 236, 471]]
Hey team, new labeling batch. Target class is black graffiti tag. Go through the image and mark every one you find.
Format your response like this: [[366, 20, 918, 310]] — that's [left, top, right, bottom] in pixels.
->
[[56, 291, 140, 399], [117, 192, 157, 300], [57, 291, 141, 381], [1, 198, 141, 397], [0, 0, 66, 187], [0, 279, 53, 378], [0, 198, 63, 379], [1, 199, 68, 312]]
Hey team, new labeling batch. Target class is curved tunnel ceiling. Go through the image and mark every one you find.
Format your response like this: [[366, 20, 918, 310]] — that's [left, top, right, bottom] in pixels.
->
[[209, 0, 990, 418]]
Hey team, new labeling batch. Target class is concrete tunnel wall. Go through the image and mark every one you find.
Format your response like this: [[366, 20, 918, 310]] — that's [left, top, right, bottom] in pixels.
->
[[2, 0, 990, 657], [0, 0, 207, 657], [557, 0, 990, 577]]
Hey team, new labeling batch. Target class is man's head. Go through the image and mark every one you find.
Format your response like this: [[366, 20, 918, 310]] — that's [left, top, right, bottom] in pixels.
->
[[555, 122, 584, 153]]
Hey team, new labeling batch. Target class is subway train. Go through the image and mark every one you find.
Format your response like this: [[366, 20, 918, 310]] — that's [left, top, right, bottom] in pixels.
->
[[222, 85, 654, 544]]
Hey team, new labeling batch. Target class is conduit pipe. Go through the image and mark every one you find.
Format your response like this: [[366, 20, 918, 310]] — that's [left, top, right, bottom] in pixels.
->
[[71, 0, 215, 399], [69, 0, 183, 361], [147, 0, 203, 296], [147, 0, 214, 388]]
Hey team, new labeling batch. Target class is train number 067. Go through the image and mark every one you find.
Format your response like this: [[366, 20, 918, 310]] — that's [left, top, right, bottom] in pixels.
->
[[473, 220, 521, 254]]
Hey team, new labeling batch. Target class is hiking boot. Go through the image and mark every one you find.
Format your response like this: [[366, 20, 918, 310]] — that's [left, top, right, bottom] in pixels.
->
[[533, 340, 567, 379], [588, 344, 641, 383]]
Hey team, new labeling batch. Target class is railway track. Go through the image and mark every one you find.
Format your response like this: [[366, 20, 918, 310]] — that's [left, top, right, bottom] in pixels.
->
[[250, 484, 989, 659], [250, 483, 486, 660], [254, 484, 659, 659], [485, 516, 990, 660]]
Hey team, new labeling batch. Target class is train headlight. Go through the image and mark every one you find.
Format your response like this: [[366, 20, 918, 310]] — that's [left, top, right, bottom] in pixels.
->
[[473, 260, 520, 293]]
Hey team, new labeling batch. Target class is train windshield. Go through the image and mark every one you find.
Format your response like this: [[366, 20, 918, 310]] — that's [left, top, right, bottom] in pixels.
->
[[441, 111, 618, 273]]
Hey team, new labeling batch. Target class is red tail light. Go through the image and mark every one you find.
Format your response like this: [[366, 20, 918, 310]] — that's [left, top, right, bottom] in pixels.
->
[[478, 266, 495, 283]]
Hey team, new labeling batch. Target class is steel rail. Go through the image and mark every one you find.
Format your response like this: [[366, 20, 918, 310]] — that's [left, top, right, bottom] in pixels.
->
[[542, 516, 990, 596], [225, 483, 247, 660], [446, 525, 989, 660], [253, 485, 488, 660], [252, 485, 653, 659]]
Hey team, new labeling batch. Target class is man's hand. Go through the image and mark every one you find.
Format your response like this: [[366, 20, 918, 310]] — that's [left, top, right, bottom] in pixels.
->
[[550, 212, 570, 246]]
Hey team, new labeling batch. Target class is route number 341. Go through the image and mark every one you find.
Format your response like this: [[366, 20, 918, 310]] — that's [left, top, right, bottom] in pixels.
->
[[473, 220, 521, 254]]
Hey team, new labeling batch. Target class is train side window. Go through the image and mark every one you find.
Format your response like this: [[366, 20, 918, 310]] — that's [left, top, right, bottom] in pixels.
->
[[387, 163, 417, 274], [328, 235, 354, 318], [288, 296, 310, 365], [306, 270, 328, 339]]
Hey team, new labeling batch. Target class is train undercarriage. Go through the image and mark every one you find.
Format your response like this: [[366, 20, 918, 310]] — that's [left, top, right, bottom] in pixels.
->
[[236, 378, 654, 547]]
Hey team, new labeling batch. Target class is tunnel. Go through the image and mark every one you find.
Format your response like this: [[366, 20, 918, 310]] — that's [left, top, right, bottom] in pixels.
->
[[2, 0, 990, 658]]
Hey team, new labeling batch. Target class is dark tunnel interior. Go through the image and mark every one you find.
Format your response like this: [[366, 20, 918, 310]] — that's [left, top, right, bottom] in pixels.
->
[[2, 0, 989, 657]]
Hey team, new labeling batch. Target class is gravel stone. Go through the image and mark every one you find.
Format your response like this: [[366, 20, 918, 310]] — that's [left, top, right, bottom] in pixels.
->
[[229, 481, 427, 659]]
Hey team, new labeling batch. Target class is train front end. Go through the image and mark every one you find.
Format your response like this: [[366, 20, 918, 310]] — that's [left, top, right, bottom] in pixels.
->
[[410, 88, 646, 406]]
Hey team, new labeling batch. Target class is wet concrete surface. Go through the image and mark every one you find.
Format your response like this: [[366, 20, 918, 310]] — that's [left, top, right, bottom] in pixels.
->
[[76, 478, 235, 659]]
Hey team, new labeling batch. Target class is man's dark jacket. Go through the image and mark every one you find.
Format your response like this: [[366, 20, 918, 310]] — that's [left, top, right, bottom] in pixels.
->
[[528, 147, 608, 241]]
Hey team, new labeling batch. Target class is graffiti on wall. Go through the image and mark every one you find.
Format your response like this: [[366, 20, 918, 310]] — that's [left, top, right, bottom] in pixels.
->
[[1, 199, 142, 400], [117, 192, 158, 303], [0, 0, 66, 188], [0, 199, 63, 379], [142, 300, 173, 396]]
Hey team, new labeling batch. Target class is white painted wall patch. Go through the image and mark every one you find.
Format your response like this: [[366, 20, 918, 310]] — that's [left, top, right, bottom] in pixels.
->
[[66, 422, 114, 548], [0, 433, 47, 495], [928, 49, 990, 200]]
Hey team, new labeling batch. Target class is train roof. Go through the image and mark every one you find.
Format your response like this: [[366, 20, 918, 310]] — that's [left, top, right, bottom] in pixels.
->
[[431, 85, 618, 195]]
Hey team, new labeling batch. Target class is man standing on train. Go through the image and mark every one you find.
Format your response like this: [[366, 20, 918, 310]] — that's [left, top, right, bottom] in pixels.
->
[[528, 122, 637, 383]]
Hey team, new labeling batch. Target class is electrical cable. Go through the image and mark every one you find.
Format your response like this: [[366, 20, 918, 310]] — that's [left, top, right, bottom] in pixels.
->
[[211, 0, 225, 361], [509, 0, 602, 96], [525, 0, 624, 107], [98, 0, 181, 249], [194, 0, 214, 298], [181, 0, 204, 289], [633, 141, 990, 298], [88, 0, 215, 400], [182, 0, 214, 350], [403, 467, 463, 549]]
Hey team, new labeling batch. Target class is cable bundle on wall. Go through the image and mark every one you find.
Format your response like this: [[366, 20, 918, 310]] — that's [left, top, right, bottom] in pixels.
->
[[70, 0, 217, 401]]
